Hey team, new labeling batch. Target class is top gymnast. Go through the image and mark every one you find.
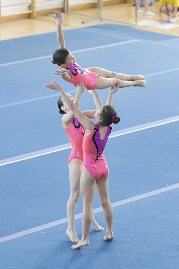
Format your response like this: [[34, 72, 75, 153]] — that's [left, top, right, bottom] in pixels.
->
[[52, 11, 147, 91]]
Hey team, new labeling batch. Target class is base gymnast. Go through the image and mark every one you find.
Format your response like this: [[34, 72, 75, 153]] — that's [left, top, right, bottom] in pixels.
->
[[45, 80, 120, 249]]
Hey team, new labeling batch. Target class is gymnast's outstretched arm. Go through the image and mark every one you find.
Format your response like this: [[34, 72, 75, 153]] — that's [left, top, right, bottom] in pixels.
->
[[105, 85, 119, 105], [45, 81, 95, 133], [53, 11, 65, 48]]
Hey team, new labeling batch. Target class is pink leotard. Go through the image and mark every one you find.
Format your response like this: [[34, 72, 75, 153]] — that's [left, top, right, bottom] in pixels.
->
[[63, 117, 85, 164], [65, 63, 99, 91], [83, 124, 112, 181]]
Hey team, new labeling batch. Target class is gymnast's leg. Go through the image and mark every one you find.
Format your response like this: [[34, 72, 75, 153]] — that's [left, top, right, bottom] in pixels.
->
[[94, 76, 147, 90], [90, 67, 146, 81]]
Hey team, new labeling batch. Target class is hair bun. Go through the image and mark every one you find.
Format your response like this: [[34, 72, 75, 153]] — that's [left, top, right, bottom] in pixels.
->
[[113, 116, 120, 124]]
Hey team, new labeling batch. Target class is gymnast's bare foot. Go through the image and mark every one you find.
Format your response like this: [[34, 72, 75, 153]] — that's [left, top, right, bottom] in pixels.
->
[[135, 75, 145, 80], [91, 219, 104, 231], [135, 80, 147, 87], [71, 239, 89, 249], [103, 231, 114, 241], [66, 228, 80, 243]]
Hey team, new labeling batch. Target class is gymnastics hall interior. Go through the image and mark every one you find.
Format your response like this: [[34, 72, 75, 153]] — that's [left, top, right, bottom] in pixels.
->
[[0, 1, 179, 269]]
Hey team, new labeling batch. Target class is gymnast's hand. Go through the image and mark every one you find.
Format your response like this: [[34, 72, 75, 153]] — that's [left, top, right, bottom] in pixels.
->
[[45, 81, 62, 92], [109, 84, 119, 94], [76, 83, 85, 94], [52, 11, 63, 26], [54, 66, 71, 80]]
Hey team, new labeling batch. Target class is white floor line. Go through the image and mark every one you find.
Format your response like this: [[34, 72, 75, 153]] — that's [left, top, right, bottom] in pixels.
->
[[0, 144, 72, 167], [0, 90, 76, 109], [159, 37, 179, 43], [0, 36, 178, 67], [110, 115, 179, 138], [0, 115, 178, 168], [0, 182, 178, 243], [0, 39, 179, 109], [0, 40, 139, 67], [1, 67, 179, 109], [0, 93, 60, 109], [145, 67, 179, 78]]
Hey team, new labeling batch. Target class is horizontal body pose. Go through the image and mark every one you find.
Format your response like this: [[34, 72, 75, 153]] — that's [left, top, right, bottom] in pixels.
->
[[52, 11, 147, 91], [58, 83, 104, 243], [45, 81, 120, 249], [158, 0, 179, 22]]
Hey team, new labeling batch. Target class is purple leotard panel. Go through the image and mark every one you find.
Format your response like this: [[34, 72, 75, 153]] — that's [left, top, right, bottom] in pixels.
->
[[83, 124, 112, 180], [65, 63, 99, 90]]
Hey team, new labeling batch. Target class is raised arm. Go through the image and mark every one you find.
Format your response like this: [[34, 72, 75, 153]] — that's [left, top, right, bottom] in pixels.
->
[[74, 83, 85, 108], [61, 83, 85, 126], [105, 85, 119, 105], [82, 90, 102, 119], [52, 11, 65, 48], [84, 85, 119, 119], [45, 82, 94, 133], [75, 83, 97, 119], [90, 90, 103, 109]]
